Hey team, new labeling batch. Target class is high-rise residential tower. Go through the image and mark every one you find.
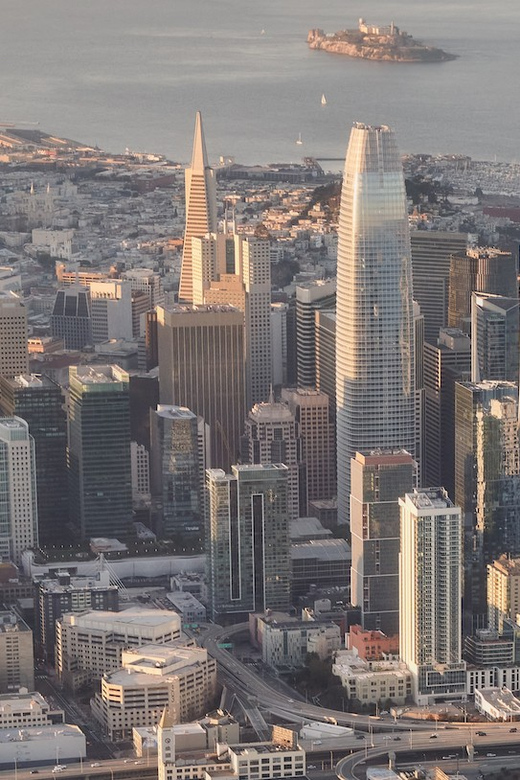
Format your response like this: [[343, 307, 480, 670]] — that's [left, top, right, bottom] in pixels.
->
[[351, 450, 416, 637], [336, 124, 415, 526], [455, 380, 520, 633], [206, 464, 291, 620], [68, 366, 133, 540], [178, 113, 217, 303], [0, 417, 38, 564], [399, 488, 466, 704]]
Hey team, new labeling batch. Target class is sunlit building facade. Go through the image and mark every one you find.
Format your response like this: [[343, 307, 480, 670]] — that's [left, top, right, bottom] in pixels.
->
[[336, 124, 415, 525]]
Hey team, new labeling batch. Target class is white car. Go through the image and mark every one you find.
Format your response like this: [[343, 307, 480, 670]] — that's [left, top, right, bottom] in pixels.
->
[[52, 768, 66, 774]]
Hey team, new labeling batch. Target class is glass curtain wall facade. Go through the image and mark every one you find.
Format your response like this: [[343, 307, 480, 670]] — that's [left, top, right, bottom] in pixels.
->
[[336, 124, 415, 526]]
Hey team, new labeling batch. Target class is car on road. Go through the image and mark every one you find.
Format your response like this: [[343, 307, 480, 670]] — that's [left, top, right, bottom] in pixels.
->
[[308, 765, 316, 770], [91, 763, 101, 767], [30, 772, 39, 775], [429, 734, 438, 739], [476, 731, 487, 736], [511, 727, 518, 733], [486, 753, 496, 757], [52, 768, 66, 774], [393, 737, 401, 741]]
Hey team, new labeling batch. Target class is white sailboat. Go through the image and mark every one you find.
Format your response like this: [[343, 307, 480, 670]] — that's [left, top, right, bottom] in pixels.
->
[[296, 132, 303, 145], [321, 93, 327, 106]]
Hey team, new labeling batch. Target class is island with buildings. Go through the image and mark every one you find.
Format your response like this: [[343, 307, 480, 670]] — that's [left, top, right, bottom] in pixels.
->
[[308, 19, 457, 63]]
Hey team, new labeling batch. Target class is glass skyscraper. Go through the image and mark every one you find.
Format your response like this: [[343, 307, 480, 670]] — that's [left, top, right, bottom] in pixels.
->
[[336, 124, 415, 525]]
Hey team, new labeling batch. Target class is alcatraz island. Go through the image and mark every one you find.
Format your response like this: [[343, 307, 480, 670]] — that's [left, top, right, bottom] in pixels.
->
[[308, 19, 457, 63]]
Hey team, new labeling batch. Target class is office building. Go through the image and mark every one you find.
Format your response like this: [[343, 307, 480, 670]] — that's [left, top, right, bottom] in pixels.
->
[[271, 301, 288, 389], [295, 279, 336, 388], [201, 235, 272, 408], [35, 569, 119, 657], [130, 441, 150, 508], [128, 368, 160, 450], [91, 644, 217, 740], [0, 374, 68, 546], [250, 613, 341, 669], [455, 381, 520, 631], [291, 538, 351, 598], [50, 285, 92, 349], [448, 247, 518, 332], [414, 301, 425, 483], [0, 611, 34, 693], [178, 112, 217, 303], [206, 464, 291, 620], [0, 291, 28, 379], [410, 230, 467, 345], [123, 268, 165, 309], [423, 328, 471, 493], [191, 232, 232, 306], [68, 365, 133, 540], [471, 292, 520, 382], [244, 397, 306, 518], [336, 124, 415, 526], [0, 723, 85, 766], [237, 236, 272, 406], [350, 450, 415, 637], [0, 691, 63, 729], [89, 279, 134, 343], [399, 488, 466, 704], [487, 556, 520, 634], [157, 304, 245, 471], [56, 607, 182, 691], [150, 405, 202, 539], [282, 387, 335, 501], [315, 310, 336, 406], [0, 417, 38, 565]]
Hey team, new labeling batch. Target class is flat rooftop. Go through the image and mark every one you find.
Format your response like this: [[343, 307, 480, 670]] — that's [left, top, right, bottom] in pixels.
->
[[63, 607, 180, 630], [405, 487, 454, 510], [0, 724, 83, 743]]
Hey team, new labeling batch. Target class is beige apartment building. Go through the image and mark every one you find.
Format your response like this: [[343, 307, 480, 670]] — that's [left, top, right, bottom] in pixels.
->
[[56, 608, 182, 691], [91, 644, 217, 740], [488, 555, 520, 633], [0, 611, 34, 693]]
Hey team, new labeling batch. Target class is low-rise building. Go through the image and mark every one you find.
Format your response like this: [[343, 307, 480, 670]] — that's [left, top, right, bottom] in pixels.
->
[[158, 707, 306, 780], [0, 691, 63, 729], [347, 625, 399, 661], [0, 724, 85, 768], [56, 607, 182, 691], [0, 611, 34, 693], [249, 612, 341, 669], [166, 592, 206, 624], [291, 538, 351, 598], [332, 649, 412, 706], [464, 629, 514, 666], [475, 686, 520, 721], [91, 644, 217, 740], [35, 569, 119, 657]]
